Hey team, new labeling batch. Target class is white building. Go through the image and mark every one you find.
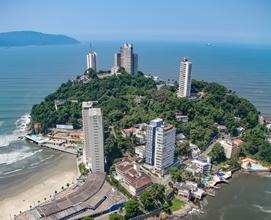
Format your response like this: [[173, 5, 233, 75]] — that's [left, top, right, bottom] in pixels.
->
[[82, 102, 104, 173], [135, 145, 146, 159], [154, 124, 176, 174], [191, 156, 211, 175], [219, 140, 241, 159], [114, 43, 138, 75], [86, 52, 97, 72], [177, 58, 192, 98]]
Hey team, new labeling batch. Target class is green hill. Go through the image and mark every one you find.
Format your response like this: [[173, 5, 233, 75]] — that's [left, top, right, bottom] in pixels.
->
[[30, 71, 270, 166]]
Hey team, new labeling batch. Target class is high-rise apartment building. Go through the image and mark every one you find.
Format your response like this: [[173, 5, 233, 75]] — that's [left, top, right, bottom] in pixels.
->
[[114, 43, 138, 75], [154, 124, 176, 173], [177, 58, 192, 97], [145, 118, 176, 174], [86, 52, 97, 72], [82, 102, 104, 173], [145, 118, 164, 165]]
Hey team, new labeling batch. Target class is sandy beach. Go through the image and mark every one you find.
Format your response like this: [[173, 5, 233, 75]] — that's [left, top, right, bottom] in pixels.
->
[[0, 153, 77, 220]]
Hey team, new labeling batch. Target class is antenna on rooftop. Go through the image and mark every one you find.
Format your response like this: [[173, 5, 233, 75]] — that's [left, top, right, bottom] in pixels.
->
[[89, 42, 93, 53]]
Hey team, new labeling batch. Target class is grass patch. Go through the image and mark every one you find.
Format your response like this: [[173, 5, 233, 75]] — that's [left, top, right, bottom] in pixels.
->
[[170, 198, 186, 212]]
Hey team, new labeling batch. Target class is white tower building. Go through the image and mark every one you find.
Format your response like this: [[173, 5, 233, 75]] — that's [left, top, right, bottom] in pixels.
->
[[177, 58, 192, 97], [86, 52, 97, 72], [82, 102, 104, 173], [154, 124, 176, 174]]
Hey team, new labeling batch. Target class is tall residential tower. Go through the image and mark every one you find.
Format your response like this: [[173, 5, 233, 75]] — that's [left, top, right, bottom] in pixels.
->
[[86, 51, 97, 72], [145, 118, 164, 165], [177, 58, 192, 98], [114, 43, 138, 75], [145, 118, 176, 174], [82, 102, 104, 173]]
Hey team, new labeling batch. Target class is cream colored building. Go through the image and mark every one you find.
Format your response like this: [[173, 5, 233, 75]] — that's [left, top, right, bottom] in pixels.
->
[[82, 102, 104, 173], [177, 58, 192, 98]]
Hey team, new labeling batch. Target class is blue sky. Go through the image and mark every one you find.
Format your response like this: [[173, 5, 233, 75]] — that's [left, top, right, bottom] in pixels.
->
[[1, 0, 270, 43]]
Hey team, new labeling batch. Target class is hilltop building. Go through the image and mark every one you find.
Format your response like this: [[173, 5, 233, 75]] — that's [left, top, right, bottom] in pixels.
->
[[114, 43, 138, 75], [177, 58, 192, 98], [82, 101, 104, 173], [87, 51, 97, 72], [145, 118, 176, 174]]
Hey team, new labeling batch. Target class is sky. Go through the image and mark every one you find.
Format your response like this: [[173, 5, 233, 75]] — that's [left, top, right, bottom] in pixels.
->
[[0, 0, 271, 43]]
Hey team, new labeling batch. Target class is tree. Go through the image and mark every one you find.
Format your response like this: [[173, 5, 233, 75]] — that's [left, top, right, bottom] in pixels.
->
[[80, 217, 94, 220], [175, 141, 191, 157], [109, 213, 126, 220], [140, 184, 165, 211], [79, 162, 89, 175], [124, 199, 140, 219], [208, 143, 226, 164], [162, 202, 171, 214], [169, 167, 182, 182]]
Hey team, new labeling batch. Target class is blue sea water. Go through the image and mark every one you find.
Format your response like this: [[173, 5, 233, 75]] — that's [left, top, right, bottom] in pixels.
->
[[0, 42, 270, 219]]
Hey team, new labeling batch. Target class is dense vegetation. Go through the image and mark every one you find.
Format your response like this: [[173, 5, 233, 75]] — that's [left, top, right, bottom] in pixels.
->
[[31, 71, 262, 167], [242, 125, 271, 164]]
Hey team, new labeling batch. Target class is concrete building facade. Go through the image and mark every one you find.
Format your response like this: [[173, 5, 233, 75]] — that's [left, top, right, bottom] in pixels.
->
[[86, 52, 97, 72], [154, 124, 176, 173], [145, 118, 163, 165], [82, 102, 104, 173], [114, 43, 138, 75], [177, 58, 192, 97]]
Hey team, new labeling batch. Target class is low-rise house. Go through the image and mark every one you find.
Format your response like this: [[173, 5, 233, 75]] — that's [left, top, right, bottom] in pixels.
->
[[232, 138, 244, 147], [190, 144, 201, 159], [135, 133, 146, 144], [115, 158, 152, 196], [175, 181, 205, 200], [176, 183, 192, 199], [176, 133, 186, 141], [134, 96, 144, 104], [192, 188, 205, 199], [175, 112, 189, 123], [219, 139, 242, 159], [190, 156, 211, 175], [217, 125, 227, 133], [122, 127, 136, 137], [135, 145, 146, 159]]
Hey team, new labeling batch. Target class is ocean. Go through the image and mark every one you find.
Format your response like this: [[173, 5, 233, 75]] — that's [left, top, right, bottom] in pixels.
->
[[0, 42, 271, 219]]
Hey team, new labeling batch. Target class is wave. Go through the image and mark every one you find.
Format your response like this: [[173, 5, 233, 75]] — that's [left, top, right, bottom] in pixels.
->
[[0, 121, 4, 127], [0, 113, 31, 148], [2, 168, 23, 175], [265, 190, 271, 194], [0, 133, 18, 148], [29, 155, 54, 167], [0, 149, 42, 165], [253, 204, 271, 213]]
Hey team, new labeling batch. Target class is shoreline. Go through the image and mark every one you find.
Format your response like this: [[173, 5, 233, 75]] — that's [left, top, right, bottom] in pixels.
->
[[176, 168, 270, 219], [0, 152, 78, 220]]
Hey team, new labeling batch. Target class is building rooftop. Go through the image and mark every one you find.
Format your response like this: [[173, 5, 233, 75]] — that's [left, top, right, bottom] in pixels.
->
[[116, 159, 152, 190], [82, 101, 93, 109]]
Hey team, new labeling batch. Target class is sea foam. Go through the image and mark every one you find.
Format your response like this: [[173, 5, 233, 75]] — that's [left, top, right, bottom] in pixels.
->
[[253, 204, 271, 213], [0, 113, 30, 148], [0, 148, 42, 165]]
